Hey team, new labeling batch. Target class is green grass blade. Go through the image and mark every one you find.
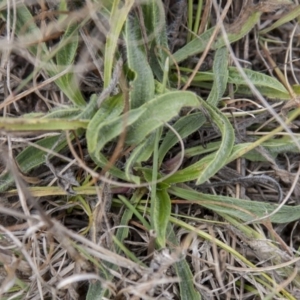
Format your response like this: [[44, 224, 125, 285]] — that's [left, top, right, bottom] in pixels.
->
[[112, 236, 145, 265], [52, 73, 86, 107], [118, 195, 151, 230], [86, 283, 106, 300], [192, 0, 203, 39], [174, 260, 202, 300], [187, 0, 193, 42]]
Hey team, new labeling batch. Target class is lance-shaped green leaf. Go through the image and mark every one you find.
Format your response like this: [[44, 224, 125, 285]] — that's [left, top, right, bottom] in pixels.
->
[[150, 128, 165, 248], [89, 108, 146, 154], [227, 67, 289, 99], [153, 188, 171, 248], [233, 85, 290, 100], [125, 133, 156, 182], [87, 94, 124, 155], [74, 94, 98, 120], [195, 101, 235, 185], [125, 91, 200, 145], [169, 186, 300, 224], [125, 17, 155, 109], [172, 26, 215, 65], [188, 66, 289, 99], [0, 118, 88, 131], [173, 9, 262, 64], [158, 112, 206, 166], [207, 47, 228, 106], [42, 95, 97, 120], [56, 26, 78, 68], [164, 151, 216, 183], [185, 141, 222, 158], [86, 94, 142, 183], [261, 136, 300, 154], [43, 108, 82, 119], [0, 135, 68, 192], [53, 19, 85, 107], [233, 136, 300, 163], [43, 94, 98, 120], [91, 151, 141, 184], [164, 99, 234, 185], [238, 136, 300, 162]]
